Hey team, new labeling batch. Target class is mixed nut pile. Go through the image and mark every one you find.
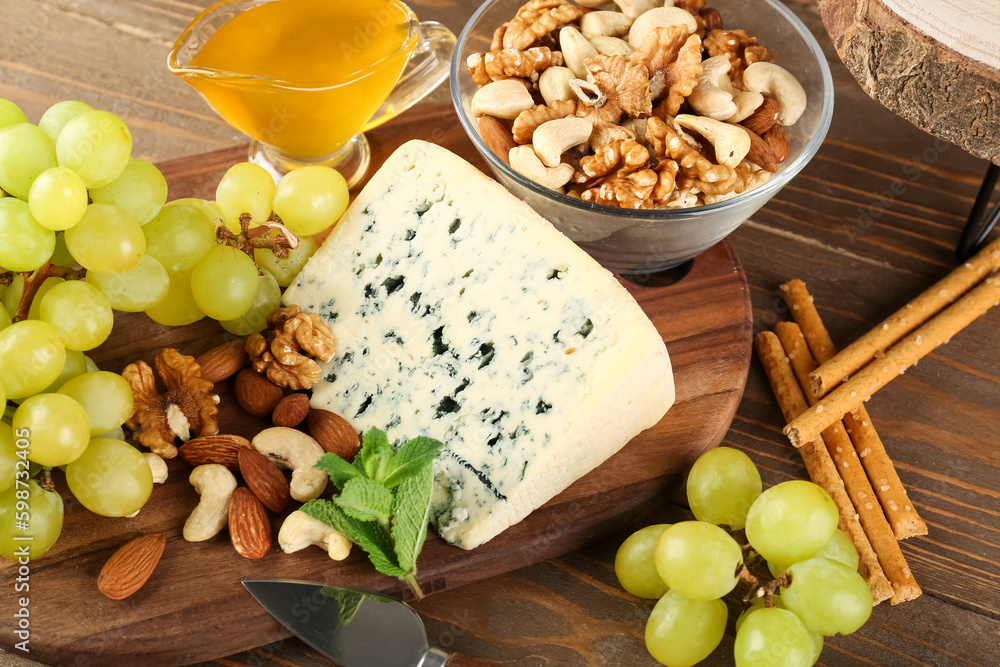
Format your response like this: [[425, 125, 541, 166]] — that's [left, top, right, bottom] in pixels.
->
[[468, 0, 806, 209], [98, 307, 357, 599]]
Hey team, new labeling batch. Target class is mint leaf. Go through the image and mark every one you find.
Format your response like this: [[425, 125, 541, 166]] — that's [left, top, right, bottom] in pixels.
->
[[391, 460, 436, 574], [313, 452, 362, 489], [359, 428, 394, 482], [301, 499, 404, 578], [334, 477, 393, 524], [380, 436, 444, 489]]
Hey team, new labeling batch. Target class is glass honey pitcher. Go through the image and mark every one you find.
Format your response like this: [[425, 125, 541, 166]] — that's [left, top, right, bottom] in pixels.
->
[[168, 0, 455, 186]]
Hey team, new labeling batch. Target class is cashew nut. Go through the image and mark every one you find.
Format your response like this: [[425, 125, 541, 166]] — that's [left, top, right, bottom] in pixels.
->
[[589, 35, 635, 57], [628, 7, 697, 48], [252, 427, 327, 502], [560, 26, 598, 79], [674, 114, 751, 168], [539, 66, 576, 105], [581, 11, 634, 39], [278, 510, 352, 560], [687, 55, 737, 121], [532, 117, 594, 167], [509, 145, 575, 190], [471, 79, 535, 120], [615, 0, 665, 20], [183, 464, 237, 542], [143, 452, 168, 484], [742, 62, 807, 126], [727, 91, 765, 124]]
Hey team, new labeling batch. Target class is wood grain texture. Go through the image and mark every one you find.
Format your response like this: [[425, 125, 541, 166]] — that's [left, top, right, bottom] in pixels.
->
[[818, 0, 1000, 164], [1, 0, 999, 666]]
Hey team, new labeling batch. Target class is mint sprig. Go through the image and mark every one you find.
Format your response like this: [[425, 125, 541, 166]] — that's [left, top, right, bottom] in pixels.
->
[[302, 427, 444, 599]]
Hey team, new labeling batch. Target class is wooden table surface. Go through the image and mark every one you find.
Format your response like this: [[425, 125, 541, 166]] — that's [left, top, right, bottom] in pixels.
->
[[2, 1, 999, 666]]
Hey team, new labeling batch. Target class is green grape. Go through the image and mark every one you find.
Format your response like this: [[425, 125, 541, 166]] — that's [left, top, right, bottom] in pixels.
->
[[83, 354, 99, 374], [255, 234, 319, 287], [736, 596, 825, 662], [745, 480, 838, 567], [39, 349, 88, 395], [64, 203, 145, 273], [39, 280, 114, 351], [615, 523, 670, 599], [768, 529, 859, 577], [27, 277, 64, 322], [272, 165, 349, 236], [734, 607, 817, 667], [0, 423, 16, 493], [0, 198, 57, 272], [781, 557, 873, 636], [89, 157, 168, 224], [0, 304, 11, 332], [0, 122, 58, 199], [0, 320, 66, 399], [58, 371, 133, 436], [645, 590, 727, 667], [27, 166, 88, 231], [96, 426, 125, 441], [145, 269, 204, 326], [654, 521, 743, 601], [3, 275, 23, 314], [55, 109, 132, 188], [190, 245, 259, 320], [0, 479, 64, 561], [220, 271, 281, 336], [12, 393, 91, 467], [216, 162, 276, 229], [171, 197, 226, 231], [37, 100, 92, 142], [143, 200, 216, 272], [0, 99, 29, 130], [50, 231, 75, 267], [686, 446, 762, 530], [87, 254, 170, 312], [65, 438, 152, 517]]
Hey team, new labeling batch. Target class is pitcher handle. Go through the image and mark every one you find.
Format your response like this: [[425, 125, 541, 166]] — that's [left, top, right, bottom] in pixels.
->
[[362, 21, 456, 132]]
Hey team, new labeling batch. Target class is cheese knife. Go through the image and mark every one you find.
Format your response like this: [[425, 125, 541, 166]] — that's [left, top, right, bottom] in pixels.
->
[[242, 578, 485, 667]]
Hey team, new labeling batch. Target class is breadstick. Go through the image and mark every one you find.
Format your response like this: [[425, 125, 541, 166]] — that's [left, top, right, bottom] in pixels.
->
[[756, 332, 893, 604], [810, 238, 1000, 397], [784, 273, 1000, 447], [775, 322, 921, 604], [779, 279, 928, 539]]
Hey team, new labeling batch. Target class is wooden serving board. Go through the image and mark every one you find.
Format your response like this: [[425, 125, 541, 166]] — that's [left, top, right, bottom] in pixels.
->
[[0, 104, 752, 666]]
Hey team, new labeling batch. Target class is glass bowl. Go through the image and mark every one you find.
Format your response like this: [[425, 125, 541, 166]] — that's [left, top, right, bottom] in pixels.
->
[[450, 0, 834, 273]]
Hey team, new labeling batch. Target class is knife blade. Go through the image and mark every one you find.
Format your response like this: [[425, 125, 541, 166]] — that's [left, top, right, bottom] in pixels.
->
[[242, 579, 482, 667]]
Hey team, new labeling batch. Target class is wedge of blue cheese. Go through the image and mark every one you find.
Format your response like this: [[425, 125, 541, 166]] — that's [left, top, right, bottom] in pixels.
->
[[283, 141, 674, 549]]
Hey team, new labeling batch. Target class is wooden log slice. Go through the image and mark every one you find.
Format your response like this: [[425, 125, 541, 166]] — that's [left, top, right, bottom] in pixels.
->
[[818, 0, 1000, 165]]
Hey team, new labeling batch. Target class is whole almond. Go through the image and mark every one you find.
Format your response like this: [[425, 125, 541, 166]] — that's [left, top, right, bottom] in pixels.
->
[[97, 533, 167, 600], [479, 115, 518, 166], [272, 393, 311, 428], [742, 126, 778, 173], [235, 368, 284, 417], [196, 339, 249, 383], [699, 7, 723, 32], [763, 123, 791, 163], [238, 447, 291, 513], [741, 97, 780, 137], [306, 409, 361, 461], [179, 434, 252, 470], [229, 487, 271, 560]]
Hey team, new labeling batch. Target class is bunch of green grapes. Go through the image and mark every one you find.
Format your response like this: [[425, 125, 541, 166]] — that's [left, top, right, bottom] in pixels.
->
[[614, 447, 873, 667], [138, 161, 346, 335]]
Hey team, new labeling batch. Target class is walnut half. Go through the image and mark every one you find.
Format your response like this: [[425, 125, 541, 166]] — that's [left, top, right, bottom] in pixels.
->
[[246, 306, 336, 391], [122, 348, 220, 459]]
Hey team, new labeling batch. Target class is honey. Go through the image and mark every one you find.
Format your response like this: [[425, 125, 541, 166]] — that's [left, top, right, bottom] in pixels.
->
[[185, 0, 416, 158]]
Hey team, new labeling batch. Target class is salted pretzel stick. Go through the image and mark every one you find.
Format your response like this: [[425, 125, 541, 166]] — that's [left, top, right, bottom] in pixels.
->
[[775, 322, 921, 604], [810, 239, 1000, 397], [785, 273, 1000, 448], [756, 332, 893, 604], [779, 279, 928, 539]]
